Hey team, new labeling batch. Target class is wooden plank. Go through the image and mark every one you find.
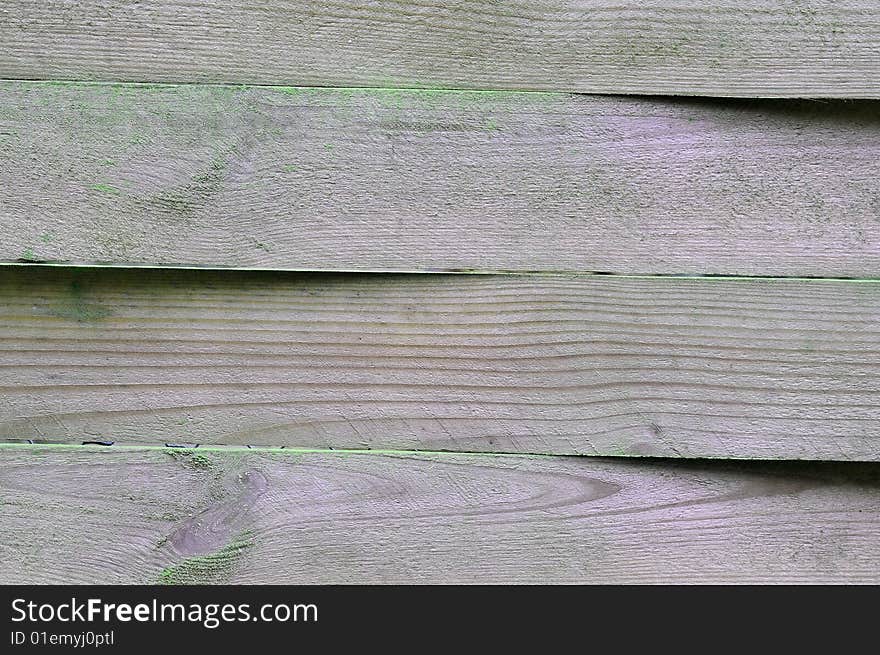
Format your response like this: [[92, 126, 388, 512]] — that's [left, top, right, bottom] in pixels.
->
[[1, 446, 877, 584], [2, 267, 878, 461], [1, 83, 879, 277], [1, 2, 879, 97]]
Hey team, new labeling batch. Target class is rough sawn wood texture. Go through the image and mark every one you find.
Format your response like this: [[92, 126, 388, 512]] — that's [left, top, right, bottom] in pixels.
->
[[1, 1, 879, 97], [2, 267, 878, 461], [1, 447, 878, 584], [1, 82, 879, 276]]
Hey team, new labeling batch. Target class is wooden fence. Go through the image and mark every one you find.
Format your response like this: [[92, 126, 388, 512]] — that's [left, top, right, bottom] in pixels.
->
[[1, 1, 878, 584]]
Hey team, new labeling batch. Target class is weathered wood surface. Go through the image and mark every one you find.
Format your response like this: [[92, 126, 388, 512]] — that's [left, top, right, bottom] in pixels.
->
[[1, 446, 877, 584], [2, 267, 878, 460], [1, 2, 878, 97], [1, 83, 878, 276]]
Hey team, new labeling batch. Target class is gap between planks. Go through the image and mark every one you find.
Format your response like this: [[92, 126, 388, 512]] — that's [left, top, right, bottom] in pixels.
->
[[2, 263, 880, 284]]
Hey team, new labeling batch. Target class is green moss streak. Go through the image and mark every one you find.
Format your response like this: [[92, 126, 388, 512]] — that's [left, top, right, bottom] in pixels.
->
[[157, 535, 252, 585], [0, 442, 560, 459], [271, 85, 557, 107], [5, 79, 561, 97], [90, 183, 121, 195], [49, 281, 111, 323], [165, 449, 213, 470], [150, 157, 228, 216]]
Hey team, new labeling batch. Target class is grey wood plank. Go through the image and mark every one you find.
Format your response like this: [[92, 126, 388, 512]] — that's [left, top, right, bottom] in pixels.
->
[[1, 2, 879, 97], [1, 446, 877, 584], [1, 82, 879, 277], [1, 267, 878, 461]]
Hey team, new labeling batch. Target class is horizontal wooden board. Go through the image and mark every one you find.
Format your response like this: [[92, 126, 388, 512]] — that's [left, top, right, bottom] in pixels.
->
[[1, 2, 879, 97], [1, 83, 879, 276], [2, 267, 878, 460], [1, 446, 878, 584]]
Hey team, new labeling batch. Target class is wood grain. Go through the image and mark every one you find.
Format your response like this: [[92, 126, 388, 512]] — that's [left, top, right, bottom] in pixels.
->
[[2, 267, 878, 460], [1, 446, 877, 584], [1, 2, 879, 97], [2, 83, 879, 276]]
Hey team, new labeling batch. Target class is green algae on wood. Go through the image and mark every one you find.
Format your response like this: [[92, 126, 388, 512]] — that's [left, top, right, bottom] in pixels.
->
[[90, 183, 121, 195], [48, 280, 111, 323], [157, 534, 253, 585], [165, 449, 213, 470]]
